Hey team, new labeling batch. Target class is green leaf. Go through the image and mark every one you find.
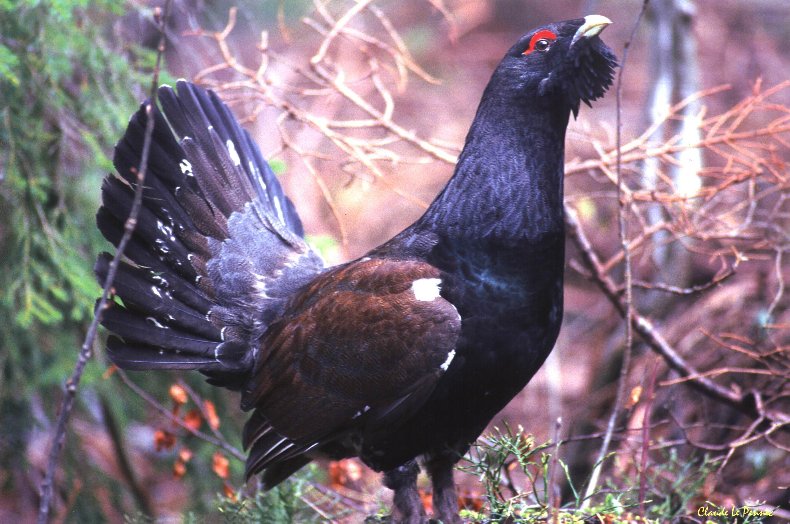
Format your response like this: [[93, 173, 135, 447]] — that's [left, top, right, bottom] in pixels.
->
[[0, 44, 20, 85], [305, 234, 341, 262], [268, 158, 287, 175]]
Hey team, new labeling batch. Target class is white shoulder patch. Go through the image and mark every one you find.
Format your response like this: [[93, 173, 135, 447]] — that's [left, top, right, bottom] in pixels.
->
[[411, 278, 442, 302]]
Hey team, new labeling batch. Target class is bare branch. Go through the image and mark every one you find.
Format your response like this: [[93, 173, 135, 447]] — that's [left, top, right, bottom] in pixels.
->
[[582, 1, 649, 506], [567, 208, 742, 406], [37, 3, 172, 522], [116, 371, 245, 462]]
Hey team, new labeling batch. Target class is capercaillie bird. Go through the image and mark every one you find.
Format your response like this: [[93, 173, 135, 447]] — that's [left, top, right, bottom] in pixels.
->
[[96, 15, 616, 523]]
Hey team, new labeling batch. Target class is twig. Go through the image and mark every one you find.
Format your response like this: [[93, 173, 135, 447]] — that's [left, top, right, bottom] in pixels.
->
[[546, 417, 562, 524], [186, 2, 458, 243], [566, 209, 755, 409], [99, 394, 155, 516], [311, 0, 375, 65], [582, 1, 649, 507], [309, 481, 369, 514], [638, 359, 659, 515], [177, 379, 234, 444], [766, 248, 785, 319], [117, 371, 245, 462], [500, 459, 520, 498], [627, 263, 736, 296], [36, 4, 171, 522]]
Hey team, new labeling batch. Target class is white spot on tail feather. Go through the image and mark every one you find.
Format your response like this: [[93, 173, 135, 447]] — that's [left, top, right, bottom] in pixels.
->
[[251, 161, 267, 190], [411, 278, 442, 302], [156, 220, 175, 241], [151, 274, 169, 288], [226, 139, 241, 166], [273, 197, 285, 223], [179, 158, 193, 176], [146, 317, 168, 329]]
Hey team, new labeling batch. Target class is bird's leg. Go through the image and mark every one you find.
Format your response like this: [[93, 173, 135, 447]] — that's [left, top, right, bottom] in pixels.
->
[[425, 453, 461, 524], [383, 460, 425, 524]]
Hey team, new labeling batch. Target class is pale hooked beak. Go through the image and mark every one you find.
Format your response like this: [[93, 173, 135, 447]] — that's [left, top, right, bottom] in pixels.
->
[[571, 14, 612, 46]]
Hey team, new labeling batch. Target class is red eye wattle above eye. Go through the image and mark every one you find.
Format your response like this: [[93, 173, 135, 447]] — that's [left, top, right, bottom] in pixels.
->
[[523, 29, 558, 55]]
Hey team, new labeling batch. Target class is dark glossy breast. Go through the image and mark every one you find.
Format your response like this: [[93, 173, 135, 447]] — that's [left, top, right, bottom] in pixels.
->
[[359, 234, 565, 469]]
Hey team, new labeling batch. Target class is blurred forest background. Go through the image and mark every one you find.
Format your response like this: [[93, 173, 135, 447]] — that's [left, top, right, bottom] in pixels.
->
[[1, 0, 788, 522]]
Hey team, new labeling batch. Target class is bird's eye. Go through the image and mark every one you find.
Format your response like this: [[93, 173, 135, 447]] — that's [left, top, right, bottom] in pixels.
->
[[522, 30, 557, 56]]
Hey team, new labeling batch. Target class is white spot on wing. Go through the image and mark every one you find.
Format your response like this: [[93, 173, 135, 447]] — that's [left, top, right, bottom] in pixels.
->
[[440, 349, 456, 371], [411, 278, 442, 302], [450, 302, 461, 322], [226, 139, 241, 166], [352, 405, 372, 420]]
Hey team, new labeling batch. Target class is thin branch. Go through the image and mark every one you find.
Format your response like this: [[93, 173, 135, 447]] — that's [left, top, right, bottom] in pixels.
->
[[582, 1, 649, 506], [36, 4, 171, 522], [116, 371, 245, 462], [627, 263, 736, 295], [184, 2, 458, 246], [177, 379, 234, 445], [311, 0, 375, 66], [546, 417, 562, 523], [566, 208, 746, 408], [766, 248, 786, 319], [99, 394, 155, 516], [638, 359, 659, 515]]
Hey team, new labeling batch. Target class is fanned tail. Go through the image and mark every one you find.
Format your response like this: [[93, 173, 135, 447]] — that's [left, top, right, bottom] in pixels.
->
[[96, 81, 323, 388]]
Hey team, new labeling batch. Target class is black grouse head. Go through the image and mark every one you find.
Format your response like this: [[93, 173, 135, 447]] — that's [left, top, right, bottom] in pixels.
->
[[495, 15, 618, 117]]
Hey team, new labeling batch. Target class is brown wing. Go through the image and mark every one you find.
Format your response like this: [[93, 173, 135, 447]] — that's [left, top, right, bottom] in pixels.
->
[[241, 257, 461, 478]]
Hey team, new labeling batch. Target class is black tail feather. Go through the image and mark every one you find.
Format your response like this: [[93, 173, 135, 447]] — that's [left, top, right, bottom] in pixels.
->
[[113, 143, 209, 257], [95, 254, 217, 339], [159, 85, 247, 218], [95, 213, 212, 304], [101, 303, 219, 354], [96, 80, 323, 388], [107, 335, 223, 371], [100, 177, 197, 270]]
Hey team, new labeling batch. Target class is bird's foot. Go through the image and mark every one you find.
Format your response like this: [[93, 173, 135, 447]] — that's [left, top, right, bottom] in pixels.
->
[[383, 460, 426, 524]]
